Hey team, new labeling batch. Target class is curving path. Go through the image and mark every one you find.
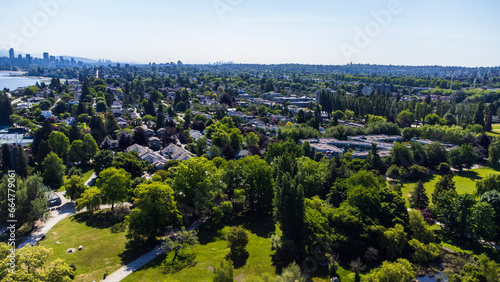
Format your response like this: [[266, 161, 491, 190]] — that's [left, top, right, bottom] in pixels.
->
[[18, 192, 75, 248], [103, 217, 207, 282]]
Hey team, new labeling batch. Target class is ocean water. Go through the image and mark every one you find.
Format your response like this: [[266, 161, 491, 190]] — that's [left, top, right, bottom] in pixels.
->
[[0, 71, 43, 90]]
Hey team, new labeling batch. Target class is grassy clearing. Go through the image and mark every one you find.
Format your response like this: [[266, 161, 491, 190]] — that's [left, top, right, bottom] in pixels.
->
[[311, 265, 355, 282], [123, 221, 275, 282], [401, 166, 500, 205], [487, 124, 500, 137], [37, 209, 155, 282]]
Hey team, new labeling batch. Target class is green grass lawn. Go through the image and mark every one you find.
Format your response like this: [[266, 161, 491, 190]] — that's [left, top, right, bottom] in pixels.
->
[[487, 124, 500, 137], [123, 223, 276, 282], [37, 209, 155, 282], [401, 166, 500, 205]]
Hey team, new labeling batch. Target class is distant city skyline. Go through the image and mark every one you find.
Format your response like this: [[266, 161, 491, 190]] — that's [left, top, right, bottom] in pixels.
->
[[1, 0, 499, 67]]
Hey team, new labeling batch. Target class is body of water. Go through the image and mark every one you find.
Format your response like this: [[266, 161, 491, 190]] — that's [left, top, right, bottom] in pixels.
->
[[0, 71, 44, 90]]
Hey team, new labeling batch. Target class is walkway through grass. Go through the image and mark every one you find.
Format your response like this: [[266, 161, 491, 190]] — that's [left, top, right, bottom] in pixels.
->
[[123, 219, 275, 282], [37, 209, 156, 282]]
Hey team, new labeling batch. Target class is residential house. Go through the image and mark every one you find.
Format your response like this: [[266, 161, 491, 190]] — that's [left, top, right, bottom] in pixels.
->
[[126, 144, 167, 169], [161, 144, 194, 161]]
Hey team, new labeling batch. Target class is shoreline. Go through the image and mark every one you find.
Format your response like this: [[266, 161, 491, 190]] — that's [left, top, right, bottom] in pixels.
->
[[0, 71, 57, 81]]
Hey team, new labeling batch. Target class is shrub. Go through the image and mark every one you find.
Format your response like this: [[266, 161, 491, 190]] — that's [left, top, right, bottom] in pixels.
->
[[438, 162, 451, 174], [404, 165, 429, 180]]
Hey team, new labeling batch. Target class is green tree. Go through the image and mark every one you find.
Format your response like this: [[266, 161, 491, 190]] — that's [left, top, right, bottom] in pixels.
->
[[432, 174, 456, 204], [409, 181, 429, 210], [42, 152, 65, 186], [408, 209, 434, 244], [213, 259, 234, 282], [425, 142, 448, 168], [75, 187, 101, 211], [408, 239, 439, 263], [243, 132, 259, 148], [89, 115, 106, 144], [96, 100, 107, 112], [475, 102, 485, 126], [12, 173, 50, 225], [296, 157, 328, 198], [82, 133, 98, 164], [68, 122, 83, 142], [389, 142, 413, 167], [364, 259, 415, 282], [105, 112, 119, 135], [276, 262, 305, 282], [273, 172, 305, 247], [48, 131, 70, 159], [32, 119, 53, 156], [485, 110, 493, 132], [195, 137, 208, 156], [0, 91, 13, 124], [480, 190, 500, 241], [470, 201, 496, 241], [67, 140, 85, 164], [452, 193, 476, 237], [239, 156, 274, 215], [424, 113, 441, 125], [163, 229, 198, 263], [226, 226, 249, 260], [127, 182, 182, 240], [229, 129, 243, 151], [0, 244, 73, 282], [97, 167, 130, 210], [93, 149, 114, 175], [17, 145, 28, 178], [450, 144, 477, 170], [367, 143, 383, 172], [380, 224, 407, 260], [397, 110, 414, 128], [112, 151, 146, 178], [1, 144, 10, 171], [171, 157, 224, 215], [489, 137, 500, 167], [475, 174, 500, 196], [64, 175, 86, 202]]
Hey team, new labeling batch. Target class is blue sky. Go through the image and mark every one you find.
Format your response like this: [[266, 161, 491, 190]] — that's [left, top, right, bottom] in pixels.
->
[[1, 0, 499, 66]]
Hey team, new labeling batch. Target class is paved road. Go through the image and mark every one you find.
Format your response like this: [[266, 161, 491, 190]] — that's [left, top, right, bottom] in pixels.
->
[[19, 172, 97, 248], [104, 217, 207, 282], [18, 192, 73, 248], [85, 172, 97, 186], [18, 190, 128, 249]]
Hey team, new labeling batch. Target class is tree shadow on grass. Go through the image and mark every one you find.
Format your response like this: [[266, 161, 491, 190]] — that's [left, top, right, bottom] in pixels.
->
[[119, 239, 160, 265], [197, 213, 275, 245], [403, 174, 437, 185], [71, 210, 121, 229], [455, 170, 480, 181], [231, 251, 249, 269], [443, 236, 500, 263]]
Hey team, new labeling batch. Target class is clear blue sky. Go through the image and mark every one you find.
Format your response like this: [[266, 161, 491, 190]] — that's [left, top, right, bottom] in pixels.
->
[[1, 0, 499, 66]]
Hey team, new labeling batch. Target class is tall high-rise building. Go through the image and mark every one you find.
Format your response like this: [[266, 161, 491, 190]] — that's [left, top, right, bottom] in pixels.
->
[[43, 52, 49, 62], [9, 48, 15, 65], [26, 54, 32, 65]]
